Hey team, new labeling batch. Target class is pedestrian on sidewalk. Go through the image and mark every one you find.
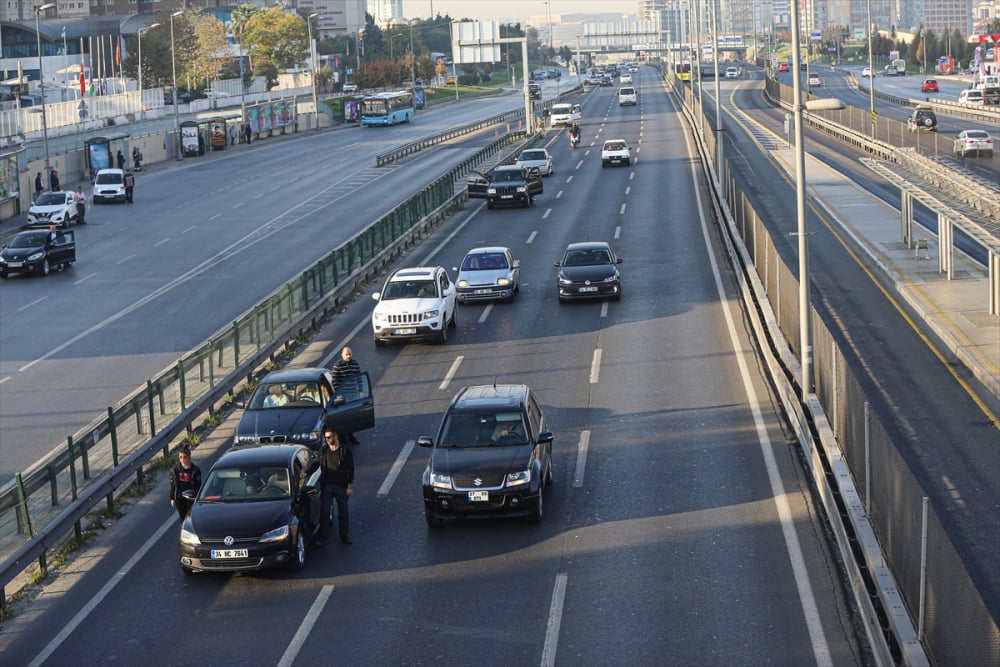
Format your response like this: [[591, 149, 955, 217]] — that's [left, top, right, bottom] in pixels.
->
[[34, 172, 44, 199], [123, 170, 135, 203], [169, 446, 202, 520], [243, 124, 252, 145], [132, 147, 142, 171], [116, 150, 126, 170], [49, 169, 60, 192], [74, 186, 87, 224], [316, 430, 354, 546]]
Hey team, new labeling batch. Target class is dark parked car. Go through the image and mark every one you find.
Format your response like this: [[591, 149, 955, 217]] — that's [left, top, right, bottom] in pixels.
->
[[485, 165, 543, 209], [178, 445, 322, 573], [555, 241, 622, 302], [418, 384, 554, 526], [0, 229, 75, 279], [233, 368, 374, 449]]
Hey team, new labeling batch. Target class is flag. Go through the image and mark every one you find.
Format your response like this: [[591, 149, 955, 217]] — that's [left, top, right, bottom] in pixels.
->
[[115, 37, 121, 66], [79, 66, 85, 96]]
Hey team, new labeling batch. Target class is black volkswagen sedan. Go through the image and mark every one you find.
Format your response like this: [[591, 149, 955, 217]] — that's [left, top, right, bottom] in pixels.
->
[[0, 229, 76, 279], [418, 384, 554, 527], [178, 445, 322, 573], [233, 368, 374, 449], [554, 241, 622, 302]]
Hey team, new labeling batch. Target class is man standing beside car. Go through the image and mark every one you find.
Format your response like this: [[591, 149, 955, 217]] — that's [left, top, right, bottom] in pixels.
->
[[169, 446, 202, 520], [332, 346, 362, 444], [74, 186, 87, 224], [316, 430, 354, 546], [123, 169, 135, 203]]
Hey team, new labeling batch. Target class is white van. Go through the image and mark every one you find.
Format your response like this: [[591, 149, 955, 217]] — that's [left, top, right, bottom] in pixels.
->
[[549, 103, 581, 126], [618, 86, 637, 106]]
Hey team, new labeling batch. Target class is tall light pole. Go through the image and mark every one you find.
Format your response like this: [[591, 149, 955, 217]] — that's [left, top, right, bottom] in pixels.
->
[[408, 20, 416, 98], [34, 3, 55, 187], [866, 0, 876, 139], [170, 10, 183, 161], [307, 13, 318, 130], [237, 23, 246, 132], [137, 23, 159, 121]]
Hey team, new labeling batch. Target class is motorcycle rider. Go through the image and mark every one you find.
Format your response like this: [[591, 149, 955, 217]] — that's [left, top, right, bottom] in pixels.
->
[[569, 122, 581, 147]]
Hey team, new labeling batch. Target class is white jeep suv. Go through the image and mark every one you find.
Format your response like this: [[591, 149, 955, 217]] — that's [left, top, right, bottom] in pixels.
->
[[371, 266, 458, 346]]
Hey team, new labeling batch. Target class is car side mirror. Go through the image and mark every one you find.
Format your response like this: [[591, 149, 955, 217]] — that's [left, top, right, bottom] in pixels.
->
[[235, 400, 246, 409], [181, 489, 197, 500], [537, 431, 554, 444], [616, 258, 623, 264], [417, 436, 434, 448], [554, 261, 562, 267], [372, 292, 381, 301], [333, 395, 345, 406]]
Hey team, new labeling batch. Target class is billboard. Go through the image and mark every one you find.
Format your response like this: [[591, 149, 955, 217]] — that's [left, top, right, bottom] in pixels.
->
[[452, 21, 502, 64]]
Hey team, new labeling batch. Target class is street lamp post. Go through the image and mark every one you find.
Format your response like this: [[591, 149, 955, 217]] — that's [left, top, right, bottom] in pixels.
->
[[409, 21, 416, 99], [137, 23, 159, 122], [34, 3, 55, 187], [238, 25, 246, 132], [170, 10, 183, 161], [866, 0, 876, 139], [307, 13, 318, 130]]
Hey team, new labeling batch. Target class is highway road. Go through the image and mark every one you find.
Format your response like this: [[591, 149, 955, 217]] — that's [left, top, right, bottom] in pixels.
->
[[0, 70, 869, 666]]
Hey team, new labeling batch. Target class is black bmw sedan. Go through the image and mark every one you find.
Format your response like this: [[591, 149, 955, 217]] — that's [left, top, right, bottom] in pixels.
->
[[554, 241, 622, 302], [178, 445, 322, 574]]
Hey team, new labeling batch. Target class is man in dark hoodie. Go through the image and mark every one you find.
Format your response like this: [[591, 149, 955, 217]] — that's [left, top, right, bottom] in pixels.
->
[[316, 429, 354, 546]]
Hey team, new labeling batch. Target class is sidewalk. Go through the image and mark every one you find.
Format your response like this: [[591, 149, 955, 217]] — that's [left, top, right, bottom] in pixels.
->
[[771, 146, 1000, 402]]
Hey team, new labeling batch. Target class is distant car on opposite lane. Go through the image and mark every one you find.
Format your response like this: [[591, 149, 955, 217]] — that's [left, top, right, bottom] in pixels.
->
[[778, 63, 790, 72], [455, 246, 520, 303], [515, 148, 554, 176], [725, 66, 739, 79], [342, 82, 358, 93], [861, 66, 873, 78], [953, 130, 994, 157], [555, 241, 622, 302], [921, 79, 939, 93], [807, 73, 822, 87]]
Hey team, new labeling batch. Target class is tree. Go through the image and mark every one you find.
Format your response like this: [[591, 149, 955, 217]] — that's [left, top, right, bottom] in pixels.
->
[[243, 6, 310, 87], [189, 12, 231, 89]]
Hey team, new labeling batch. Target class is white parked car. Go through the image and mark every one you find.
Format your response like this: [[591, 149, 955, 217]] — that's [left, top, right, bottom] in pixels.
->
[[515, 148, 554, 177], [549, 102, 581, 126], [92, 168, 126, 204], [27, 191, 78, 228], [454, 247, 520, 303], [371, 266, 457, 346], [601, 139, 631, 167]]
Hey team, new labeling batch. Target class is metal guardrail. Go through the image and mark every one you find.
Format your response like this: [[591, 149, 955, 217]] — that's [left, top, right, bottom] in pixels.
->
[[376, 108, 527, 166], [848, 73, 1000, 124], [0, 124, 529, 603]]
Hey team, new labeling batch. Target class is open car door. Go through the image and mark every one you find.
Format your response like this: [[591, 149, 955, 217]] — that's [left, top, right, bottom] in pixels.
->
[[526, 167, 543, 197], [324, 371, 375, 434], [466, 170, 491, 199], [49, 230, 75, 268]]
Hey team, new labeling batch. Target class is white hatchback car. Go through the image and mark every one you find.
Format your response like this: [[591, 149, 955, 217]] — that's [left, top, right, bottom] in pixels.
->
[[371, 266, 458, 346], [725, 66, 739, 79], [620, 72, 633, 84], [515, 148, 554, 177], [92, 168, 126, 204], [27, 191, 78, 228]]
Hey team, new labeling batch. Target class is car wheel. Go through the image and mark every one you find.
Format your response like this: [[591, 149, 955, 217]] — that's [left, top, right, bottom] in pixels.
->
[[287, 530, 306, 570], [41, 259, 49, 276], [374, 335, 387, 348], [545, 452, 554, 487], [625, 159, 631, 166], [527, 490, 543, 523], [0, 271, 7, 279], [487, 200, 495, 210], [448, 308, 457, 329], [425, 510, 445, 527], [437, 322, 448, 344]]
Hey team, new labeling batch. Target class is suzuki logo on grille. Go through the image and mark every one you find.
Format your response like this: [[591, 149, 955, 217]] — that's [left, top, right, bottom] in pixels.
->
[[224, 536, 235, 546], [474, 478, 484, 486]]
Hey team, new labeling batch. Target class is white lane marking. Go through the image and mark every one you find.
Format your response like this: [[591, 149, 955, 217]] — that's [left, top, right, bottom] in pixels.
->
[[277, 585, 335, 667], [600, 302, 609, 318], [117, 254, 136, 264], [182, 225, 197, 233], [0, 376, 10, 385], [27, 515, 177, 667], [619, 203, 626, 216], [573, 430, 590, 488], [478, 304, 493, 324], [17, 296, 48, 312], [153, 238, 169, 247], [210, 213, 222, 220], [625, 186, 631, 195], [439, 355, 464, 391], [527, 231, 538, 244], [566, 175, 573, 183], [629, 171, 635, 180], [590, 348, 602, 384], [683, 125, 833, 665], [73, 273, 97, 285], [540, 573, 569, 667], [555, 191, 563, 199], [575, 160, 583, 169], [233, 201, 245, 208], [377, 440, 416, 497], [614, 225, 621, 239], [542, 208, 552, 219], [253, 192, 264, 199]]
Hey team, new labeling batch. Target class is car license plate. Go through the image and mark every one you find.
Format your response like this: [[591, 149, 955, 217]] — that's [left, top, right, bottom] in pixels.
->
[[7, 261, 22, 268], [394, 328, 416, 335], [468, 491, 489, 502], [500, 194, 513, 199], [579, 286, 599, 293], [474, 289, 492, 295], [210, 549, 248, 559]]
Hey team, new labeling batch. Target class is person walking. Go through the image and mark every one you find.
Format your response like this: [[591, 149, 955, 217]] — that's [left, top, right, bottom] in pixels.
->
[[34, 172, 44, 199], [243, 124, 251, 145], [49, 169, 60, 192], [123, 170, 135, 203], [332, 346, 361, 444], [316, 430, 354, 546], [169, 446, 202, 520], [74, 186, 87, 224], [116, 150, 126, 170], [132, 147, 142, 171]]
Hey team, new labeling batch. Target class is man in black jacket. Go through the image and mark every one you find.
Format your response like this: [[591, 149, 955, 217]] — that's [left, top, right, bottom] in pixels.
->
[[316, 429, 354, 546], [332, 346, 361, 444], [169, 447, 202, 520]]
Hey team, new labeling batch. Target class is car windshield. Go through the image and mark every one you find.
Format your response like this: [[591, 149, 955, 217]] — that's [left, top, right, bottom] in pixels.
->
[[382, 280, 437, 299], [493, 170, 523, 182], [96, 173, 121, 184], [33, 193, 63, 205], [248, 382, 312, 409], [9, 232, 48, 248], [520, 151, 545, 161], [551, 105, 571, 114], [605, 142, 627, 151], [462, 253, 509, 271], [563, 248, 611, 266], [439, 411, 528, 447], [199, 466, 291, 502]]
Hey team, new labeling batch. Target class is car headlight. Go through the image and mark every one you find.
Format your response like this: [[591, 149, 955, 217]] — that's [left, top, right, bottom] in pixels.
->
[[430, 472, 453, 490], [602, 273, 619, 283], [179, 528, 201, 546], [457, 279, 468, 288], [496, 277, 510, 286], [0, 256, 6, 265], [487, 188, 497, 195], [27, 252, 44, 262], [558, 274, 572, 285], [516, 186, 526, 193], [422, 310, 439, 320], [259, 525, 290, 543], [372, 311, 388, 323], [506, 469, 531, 487]]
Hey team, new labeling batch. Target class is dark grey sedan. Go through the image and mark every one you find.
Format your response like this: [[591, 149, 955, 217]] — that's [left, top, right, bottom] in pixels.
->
[[555, 241, 622, 302]]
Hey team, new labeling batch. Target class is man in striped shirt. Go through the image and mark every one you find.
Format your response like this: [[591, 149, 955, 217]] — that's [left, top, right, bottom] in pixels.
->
[[332, 346, 361, 444]]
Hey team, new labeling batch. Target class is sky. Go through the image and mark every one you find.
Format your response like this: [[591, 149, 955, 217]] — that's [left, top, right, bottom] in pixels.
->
[[401, 0, 638, 23]]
